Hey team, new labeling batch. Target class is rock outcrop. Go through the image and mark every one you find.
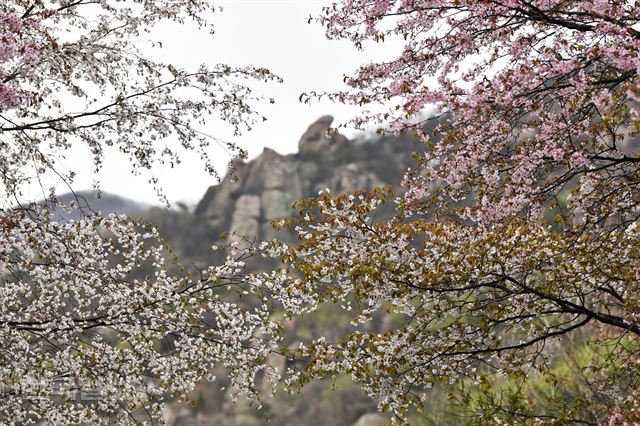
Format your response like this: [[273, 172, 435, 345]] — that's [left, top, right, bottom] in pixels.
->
[[298, 115, 348, 154], [195, 116, 420, 242]]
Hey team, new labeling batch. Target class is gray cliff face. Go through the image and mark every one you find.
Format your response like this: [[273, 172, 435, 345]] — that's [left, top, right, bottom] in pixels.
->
[[194, 116, 420, 241]]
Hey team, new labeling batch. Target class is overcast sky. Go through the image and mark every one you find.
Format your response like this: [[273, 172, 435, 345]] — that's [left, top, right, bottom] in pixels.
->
[[51, 1, 399, 207]]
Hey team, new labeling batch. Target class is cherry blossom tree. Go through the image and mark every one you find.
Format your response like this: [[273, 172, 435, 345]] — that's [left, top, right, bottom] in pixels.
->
[[0, 11, 38, 112], [261, 1, 640, 424], [2, 0, 280, 201], [0, 1, 283, 423]]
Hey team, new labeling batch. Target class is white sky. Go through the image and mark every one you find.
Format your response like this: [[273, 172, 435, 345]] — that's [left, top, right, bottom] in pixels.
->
[[53, 0, 400, 207]]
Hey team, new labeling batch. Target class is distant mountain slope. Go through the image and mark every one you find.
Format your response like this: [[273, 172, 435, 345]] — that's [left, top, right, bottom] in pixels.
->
[[41, 190, 148, 221]]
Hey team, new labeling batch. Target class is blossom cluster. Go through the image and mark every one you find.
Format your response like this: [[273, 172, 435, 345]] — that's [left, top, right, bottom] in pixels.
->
[[321, 0, 639, 225], [0, 0, 285, 422], [0, 210, 282, 423], [0, 12, 38, 111]]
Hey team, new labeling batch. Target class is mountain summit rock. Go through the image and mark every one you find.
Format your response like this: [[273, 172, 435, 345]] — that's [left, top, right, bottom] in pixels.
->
[[298, 115, 348, 154], [195, 117, 419, 242]]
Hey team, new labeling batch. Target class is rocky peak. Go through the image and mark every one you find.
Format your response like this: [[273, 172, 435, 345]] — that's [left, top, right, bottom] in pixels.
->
[[298, 115, 348, 155], [195, 116, 418, 242]]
